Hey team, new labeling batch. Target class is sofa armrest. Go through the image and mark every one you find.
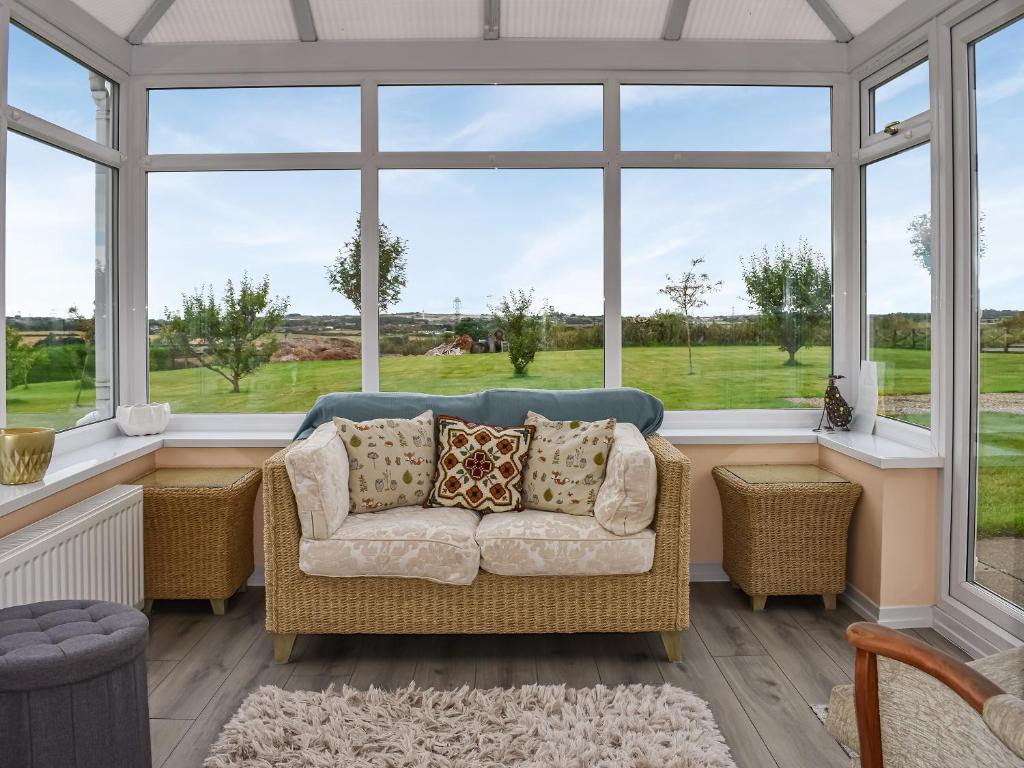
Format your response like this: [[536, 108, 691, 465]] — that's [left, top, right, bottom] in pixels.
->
[[263, 446, 302, 632], [646, 434, 691, 628]]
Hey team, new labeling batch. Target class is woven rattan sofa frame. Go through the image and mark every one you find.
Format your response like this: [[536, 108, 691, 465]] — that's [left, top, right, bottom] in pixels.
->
[[262, 434, 691, 664]]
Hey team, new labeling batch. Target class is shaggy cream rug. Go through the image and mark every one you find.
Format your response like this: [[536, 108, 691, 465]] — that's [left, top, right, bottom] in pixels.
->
[[205, 683, 737, 767]]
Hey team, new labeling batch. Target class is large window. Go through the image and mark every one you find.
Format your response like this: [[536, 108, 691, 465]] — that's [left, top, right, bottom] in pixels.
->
[[622, 169, 833, 410], [378, 169, 603, 394], [5, 25, 117, 431], [147, 171, 361, 413], [138, 80, 838, 415], [967, 15, 1024, 613], [864, 144, 932, 427]]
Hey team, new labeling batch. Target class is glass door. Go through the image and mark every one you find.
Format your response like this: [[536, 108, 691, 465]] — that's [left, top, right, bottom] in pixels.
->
[[951, 4, 1024, 636]]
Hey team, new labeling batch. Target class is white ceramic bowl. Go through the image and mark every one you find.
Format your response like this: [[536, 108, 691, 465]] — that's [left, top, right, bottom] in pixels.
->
[[116, 403, 171, 436]]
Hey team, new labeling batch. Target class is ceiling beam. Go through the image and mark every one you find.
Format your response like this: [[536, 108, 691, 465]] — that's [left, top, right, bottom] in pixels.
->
[[483, 0, 500, 40], [290, 0, 318, 43], [804, 0, 853, 43], [127, 0, 177, 45], [661, 0, 691, 41]]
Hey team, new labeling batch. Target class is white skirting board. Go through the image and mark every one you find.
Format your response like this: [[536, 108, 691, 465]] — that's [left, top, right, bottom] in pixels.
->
[[841, 582, 935, 629]]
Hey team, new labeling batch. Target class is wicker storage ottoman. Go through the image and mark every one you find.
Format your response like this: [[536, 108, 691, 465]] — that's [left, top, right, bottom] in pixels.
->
[[712, 464, 861, 611], [137, 467, 261, 614]]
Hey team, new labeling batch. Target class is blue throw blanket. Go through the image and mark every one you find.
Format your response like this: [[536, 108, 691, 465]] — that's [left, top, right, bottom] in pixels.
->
[[294, 387, 664, 439]]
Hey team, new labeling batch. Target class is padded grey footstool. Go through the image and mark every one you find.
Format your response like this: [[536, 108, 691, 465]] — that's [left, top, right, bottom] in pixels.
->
[[0, 600, 151, 768]]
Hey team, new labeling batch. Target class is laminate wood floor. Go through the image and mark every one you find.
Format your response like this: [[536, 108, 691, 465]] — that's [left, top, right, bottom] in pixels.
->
[[146, 583, 971, 768]]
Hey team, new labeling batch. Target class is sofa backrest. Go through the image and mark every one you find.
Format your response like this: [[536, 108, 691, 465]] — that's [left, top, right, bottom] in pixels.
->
[[294, 387, 664, 439]]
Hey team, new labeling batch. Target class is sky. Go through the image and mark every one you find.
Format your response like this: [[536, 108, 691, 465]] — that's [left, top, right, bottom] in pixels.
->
[[5, 20, 1024, 323]]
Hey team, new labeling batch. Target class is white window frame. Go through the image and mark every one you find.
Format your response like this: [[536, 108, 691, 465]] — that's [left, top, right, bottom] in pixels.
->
[[946, 0, 1024, 642], [855, 32, 941, 455], [131, 70, 845, 429], [0, 6, 127, 436]]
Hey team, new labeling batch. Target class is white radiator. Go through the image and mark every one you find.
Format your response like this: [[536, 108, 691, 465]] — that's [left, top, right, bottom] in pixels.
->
[[0, 485, 144, 609]]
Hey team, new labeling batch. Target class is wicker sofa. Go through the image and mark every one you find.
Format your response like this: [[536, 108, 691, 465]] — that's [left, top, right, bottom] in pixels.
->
[[262, 433, 691, 664]]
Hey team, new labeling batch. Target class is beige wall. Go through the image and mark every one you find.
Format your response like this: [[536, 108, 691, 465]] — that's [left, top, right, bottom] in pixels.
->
[[1, 442, 939, 609]]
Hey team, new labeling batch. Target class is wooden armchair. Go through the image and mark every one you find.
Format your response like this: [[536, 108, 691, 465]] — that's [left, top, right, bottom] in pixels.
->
[[826, 622, 1024, 767]]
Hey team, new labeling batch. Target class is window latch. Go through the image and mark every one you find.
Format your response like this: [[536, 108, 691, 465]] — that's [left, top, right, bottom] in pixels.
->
[[883, 120, 901, 136]]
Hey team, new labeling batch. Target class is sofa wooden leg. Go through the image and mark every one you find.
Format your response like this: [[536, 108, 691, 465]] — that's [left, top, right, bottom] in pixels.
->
[[751, 595, 768, 611], [210, 598, 226, 615], [237, 582, 247, 593], [660, 631, 683, 662], [822, 593, 838, 610], [273, 633, 298, 664], [142, 598, 154, 616]]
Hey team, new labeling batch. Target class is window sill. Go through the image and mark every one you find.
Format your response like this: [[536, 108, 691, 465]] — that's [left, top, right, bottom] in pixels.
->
[[0, 421, 942, 523], [0, 428, 294, 521], [660, 427, 944, 470]]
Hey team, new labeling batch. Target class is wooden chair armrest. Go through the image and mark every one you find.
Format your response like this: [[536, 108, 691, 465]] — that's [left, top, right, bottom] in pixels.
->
[[847, 622, 1005, 768]]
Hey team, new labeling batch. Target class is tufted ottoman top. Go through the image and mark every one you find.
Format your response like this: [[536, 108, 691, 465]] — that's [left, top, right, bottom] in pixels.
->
[[0, 600, 148, 691]]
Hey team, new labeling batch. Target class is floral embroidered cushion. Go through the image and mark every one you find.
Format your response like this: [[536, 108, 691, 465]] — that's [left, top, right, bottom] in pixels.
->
[[523, 411, 616, 516], [428, 415, 535, 513], [332, 410, 435, 513]]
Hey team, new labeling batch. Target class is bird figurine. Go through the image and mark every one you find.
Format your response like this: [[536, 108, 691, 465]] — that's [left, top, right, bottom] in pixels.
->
[[815, 373, 853, 432]]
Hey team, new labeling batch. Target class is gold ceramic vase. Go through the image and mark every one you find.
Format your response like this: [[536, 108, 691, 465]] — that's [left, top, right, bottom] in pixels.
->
[[0, 428, 55, 485]]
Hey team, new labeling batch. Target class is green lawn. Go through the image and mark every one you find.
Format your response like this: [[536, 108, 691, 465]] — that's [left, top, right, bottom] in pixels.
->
[[7, 344, 1022, 538]]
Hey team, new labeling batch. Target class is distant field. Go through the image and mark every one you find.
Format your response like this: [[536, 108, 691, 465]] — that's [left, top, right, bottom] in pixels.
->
[[7, 344, 1022, 537]]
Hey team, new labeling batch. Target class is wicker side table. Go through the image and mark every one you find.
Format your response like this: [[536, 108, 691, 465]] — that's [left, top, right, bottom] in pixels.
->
[[712, 464, 861, 612], [137, 467, 262, 615]]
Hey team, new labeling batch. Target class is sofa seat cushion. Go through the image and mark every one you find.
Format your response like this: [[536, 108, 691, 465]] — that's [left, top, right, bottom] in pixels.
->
[[298, 506, 481, 586], [475, 510, 655, 577]]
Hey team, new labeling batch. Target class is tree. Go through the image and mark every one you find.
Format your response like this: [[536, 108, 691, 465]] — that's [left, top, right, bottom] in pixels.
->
[[326, 217, 408, 312], [160, 273, 289, 394], [741, 239, 832, 366], [5, 326, 38, 390], [490, 288, 553, 375], [67, 306, 95, 407], [997, 311, 1024, 353], [908, 211, 986, 275], [660, 257, 722, 375]]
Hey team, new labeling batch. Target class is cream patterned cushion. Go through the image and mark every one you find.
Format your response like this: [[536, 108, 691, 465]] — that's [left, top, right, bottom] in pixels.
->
[[298, 505, 481, 586], [475, 510, 655, 577], [428, 415, 534, 513], [594, 423, 658, 536], [523, 411, 615, 516], [284, 421, 350, 540], [333, 411, 434, 513]]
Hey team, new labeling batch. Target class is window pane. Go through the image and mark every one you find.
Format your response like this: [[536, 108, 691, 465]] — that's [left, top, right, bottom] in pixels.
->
[[8, 24, 114, 146], [379, 85, 603, 151], [378, 169, 603, 394], [864, 143, 932, 427], [871, 60, 929, 133], [148, 87, 360, 154], [970, 17, 1024, 611], [621, 85, 831, 151], [147, 171, 361, 412], [5, 133, 114, 430], [622, 169, 832, 409]]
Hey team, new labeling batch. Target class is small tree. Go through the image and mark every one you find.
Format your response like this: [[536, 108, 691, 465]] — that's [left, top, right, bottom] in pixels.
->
[[161, 273, 288, 394], [998, 311, 1024, 353], [67, 306, 95, 407], [741, 239, 832, 366], [5, 326, 38, 390], [909, 211, 986, 275], [326, 216, 408, 312], [490, 289, 553, 376], [660, 257, 722, 375]]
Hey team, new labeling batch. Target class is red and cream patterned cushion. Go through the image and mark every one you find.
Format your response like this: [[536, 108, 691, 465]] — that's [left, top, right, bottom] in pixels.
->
[[427, 415, 535, 513]]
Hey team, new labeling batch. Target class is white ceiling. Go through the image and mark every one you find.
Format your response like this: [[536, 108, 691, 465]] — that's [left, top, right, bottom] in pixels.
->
[[69, 0, 906, 45]]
